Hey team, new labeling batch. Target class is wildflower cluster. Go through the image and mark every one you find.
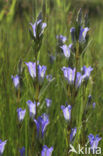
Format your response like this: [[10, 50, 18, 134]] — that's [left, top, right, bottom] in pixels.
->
[[3, 9, 101, 156], [59, 8, 101, 155], [11, 12, 54, 156]]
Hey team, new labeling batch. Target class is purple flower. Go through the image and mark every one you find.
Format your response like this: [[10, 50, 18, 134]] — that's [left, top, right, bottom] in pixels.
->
[[25, 62, 36, 78], [70, 26, 89, 43], [56, 35, 67, 43], [11, 75, 20, 88], [88, 95, 92, 104], [26, 100, 37, 118], [62, 67, 76, 85], [49, 55, 56, 64], [68, 43, 73, 49], [0, 140, 7, 155], [17, 108, 26, 122], [70, 27, 76, 43], [79, 27, 89, 42], [88, 134, 102, 152], [41, 145, 53, 156], [46, 74, 53, 82], [60, 44, 71, 58], [38, 65, 47, 82], [62, 66, 93, 87], [61, 105, 72, 121], [45, 98, 52, 107], [34, 113, 49, 137], [70, 128, 77, 142], [81, 66, 93, 81], [25, 62, 47, 81], [30, 19, 47, 38], [75, 72, 83, 89], [93, 102, 96, 109], [20, 147, 25, 156]]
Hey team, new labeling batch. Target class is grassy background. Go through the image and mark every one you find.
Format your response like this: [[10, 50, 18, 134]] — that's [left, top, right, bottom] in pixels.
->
[[0, 0, 103, 155]]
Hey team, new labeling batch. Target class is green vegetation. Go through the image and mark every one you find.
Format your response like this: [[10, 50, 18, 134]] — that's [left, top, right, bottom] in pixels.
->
[[0, 0, 103, 155]]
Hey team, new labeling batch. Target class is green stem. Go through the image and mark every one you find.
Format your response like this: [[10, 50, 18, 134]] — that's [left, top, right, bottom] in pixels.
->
[[32, 55, 40, 155], [35, 57, 39, 118], [67, 42, 80, 156]]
